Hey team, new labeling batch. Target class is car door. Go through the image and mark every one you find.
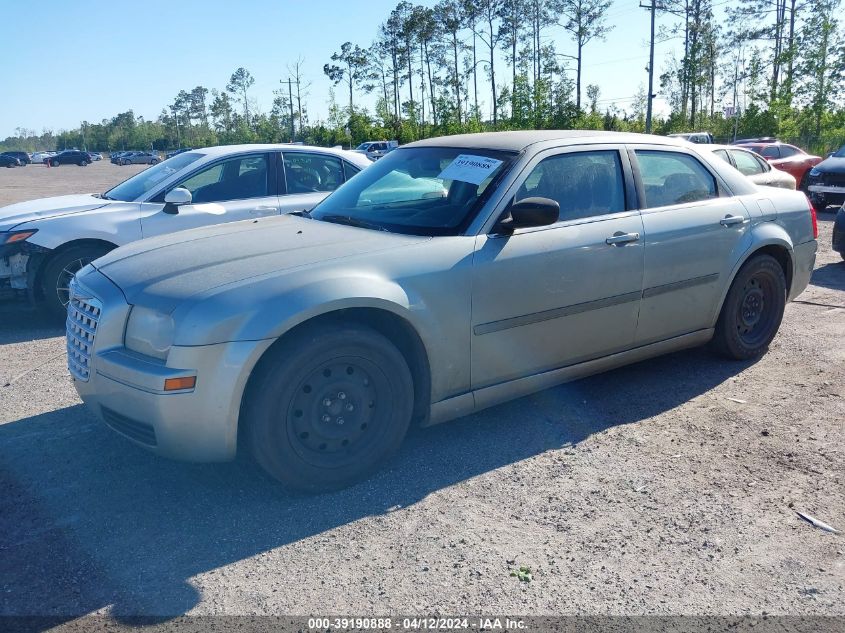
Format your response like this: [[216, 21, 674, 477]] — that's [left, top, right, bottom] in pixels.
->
[[471, 146, 644, 389], [140, 152, 280, 238], [728, 148, 769, 186], [631, 146, 751, 345], [278, 151, 347, 213]]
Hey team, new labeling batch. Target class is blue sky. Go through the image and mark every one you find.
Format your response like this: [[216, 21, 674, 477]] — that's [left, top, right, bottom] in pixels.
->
[[1, 0, 684, 138]]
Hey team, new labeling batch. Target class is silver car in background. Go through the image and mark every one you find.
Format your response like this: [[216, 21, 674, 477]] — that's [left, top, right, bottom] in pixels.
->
[[69, 131, 818, 492], [701, 144, 797, 190]]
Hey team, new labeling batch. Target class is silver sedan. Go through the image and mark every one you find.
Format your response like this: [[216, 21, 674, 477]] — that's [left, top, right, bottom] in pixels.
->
[[70, 131, 818, 492], [702, 144, 797, 189]]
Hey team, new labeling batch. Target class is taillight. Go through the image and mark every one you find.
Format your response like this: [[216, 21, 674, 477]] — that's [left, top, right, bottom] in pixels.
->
[[807, 195, 819, 239]]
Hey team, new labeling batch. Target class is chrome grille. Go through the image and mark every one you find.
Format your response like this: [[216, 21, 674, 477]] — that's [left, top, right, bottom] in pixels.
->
[[66, 288, 102, 382]]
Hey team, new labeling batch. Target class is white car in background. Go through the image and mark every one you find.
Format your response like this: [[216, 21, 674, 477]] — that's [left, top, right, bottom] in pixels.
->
[[0, 144, 371, 315], [699, 144, 796, 190], [31, 151, 57, 164]]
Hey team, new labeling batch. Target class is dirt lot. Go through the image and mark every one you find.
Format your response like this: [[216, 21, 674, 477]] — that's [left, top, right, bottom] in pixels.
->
[[0, 162, 842, 624]]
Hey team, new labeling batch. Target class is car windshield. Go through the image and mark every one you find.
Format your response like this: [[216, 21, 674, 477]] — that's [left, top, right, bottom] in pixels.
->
[[833, 145, 845, 158], [103, 151, 204, 201], [310, 146, 515, 236], [355, 143, 372, 151]]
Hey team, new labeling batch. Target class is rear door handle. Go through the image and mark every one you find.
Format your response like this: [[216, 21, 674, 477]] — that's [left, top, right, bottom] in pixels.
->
[[250, 205, 278, 215], [606, 232, 640, 245], [720, 215, 747, 227]]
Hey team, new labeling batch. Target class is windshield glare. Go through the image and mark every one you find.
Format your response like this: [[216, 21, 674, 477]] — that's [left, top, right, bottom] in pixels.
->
[[310, 147, 514, 235], [104, 152, 204, 201]]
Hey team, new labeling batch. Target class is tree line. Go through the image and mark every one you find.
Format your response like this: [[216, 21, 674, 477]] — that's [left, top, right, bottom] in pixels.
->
[[2, 0, 844, 155]]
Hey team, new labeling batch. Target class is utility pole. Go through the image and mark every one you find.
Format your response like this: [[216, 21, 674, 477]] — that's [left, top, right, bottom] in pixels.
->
[[288, 78, 295, 140], [641, 0, 662, 133]]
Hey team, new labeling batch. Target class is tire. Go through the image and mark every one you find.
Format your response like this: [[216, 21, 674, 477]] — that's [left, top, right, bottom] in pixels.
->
[[150, 159, 159, 165], [51, 159, 60, 167], [246, 323, 414, 492], [711, 254, 787, 360], [40, 244, 113, 318]]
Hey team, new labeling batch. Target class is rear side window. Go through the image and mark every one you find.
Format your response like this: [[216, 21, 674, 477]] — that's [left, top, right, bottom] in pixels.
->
[[760, 146, 780, 158], [515, 150, 626, 222], [779, 145, 800, 158], [284, 152, 345, 194], [729, 149, 765, 176], [635, 150, 717, 208]]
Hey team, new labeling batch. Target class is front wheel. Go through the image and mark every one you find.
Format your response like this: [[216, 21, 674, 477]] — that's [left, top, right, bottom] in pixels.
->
[[711, 254, 787, 360], [150, 159, 158, 165], [247, 324, 414, 492], [40, 244, 113, 318]]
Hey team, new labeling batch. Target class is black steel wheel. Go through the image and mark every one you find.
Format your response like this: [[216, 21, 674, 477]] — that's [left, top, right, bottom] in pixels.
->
[[711, 254, 786, 360], [247, 323, 414, 492]]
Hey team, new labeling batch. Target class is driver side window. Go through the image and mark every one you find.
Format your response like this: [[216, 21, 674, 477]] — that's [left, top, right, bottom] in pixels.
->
[[515, 150, 626, 222], [175, 154, 269, 203]]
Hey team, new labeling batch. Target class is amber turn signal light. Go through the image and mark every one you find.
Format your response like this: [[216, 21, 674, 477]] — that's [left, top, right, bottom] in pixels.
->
[[163, 376, 197, 391]]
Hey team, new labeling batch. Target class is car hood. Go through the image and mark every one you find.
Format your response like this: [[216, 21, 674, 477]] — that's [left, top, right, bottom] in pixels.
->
[[814, 156, 845, 174], [92, 215, 428, 312], [0, 193, 110, 231]]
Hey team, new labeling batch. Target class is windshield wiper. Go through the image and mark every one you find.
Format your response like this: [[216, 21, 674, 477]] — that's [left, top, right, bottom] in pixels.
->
[[319, 214, 390, 232], [289, 209, 311, 218], [99, 193, 116, 200]]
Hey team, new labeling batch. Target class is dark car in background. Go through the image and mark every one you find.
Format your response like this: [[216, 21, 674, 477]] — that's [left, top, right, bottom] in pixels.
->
[[833, 204, 845, 261], [806, 145, 845, 212], [1, 151, 31, 165], [0, 154, 20, 168], [165, 147, 193, 159], [46, 150, 91, 166], [732, 140, 822, 190]]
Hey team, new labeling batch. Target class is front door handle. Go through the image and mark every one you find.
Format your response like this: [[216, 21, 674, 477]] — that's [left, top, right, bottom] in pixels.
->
[[720, 215, 747, 227], [606, 232, 640, 245]]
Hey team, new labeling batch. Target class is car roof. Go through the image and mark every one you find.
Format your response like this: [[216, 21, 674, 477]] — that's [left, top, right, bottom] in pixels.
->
[[698, 144, 758, 153], [405, 130, 689, 152], [197, 143, 364, 160]]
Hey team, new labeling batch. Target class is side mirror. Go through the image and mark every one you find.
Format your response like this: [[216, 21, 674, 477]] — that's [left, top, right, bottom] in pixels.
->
[[497, 197, 560, 232], [163, 187, 192, 214]]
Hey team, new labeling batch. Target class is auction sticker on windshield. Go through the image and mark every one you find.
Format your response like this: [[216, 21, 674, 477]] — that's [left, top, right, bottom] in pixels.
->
[[438, 154, 503, 185]]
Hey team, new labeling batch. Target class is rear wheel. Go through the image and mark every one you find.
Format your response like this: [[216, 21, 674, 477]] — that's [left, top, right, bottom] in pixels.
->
[[711, 254, 787, 360], [40, 244, 113, 318], [247, 324, 414, 492]]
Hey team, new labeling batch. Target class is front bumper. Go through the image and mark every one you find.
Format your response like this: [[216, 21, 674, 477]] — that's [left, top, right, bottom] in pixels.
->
[[0, 241, 48, 298], [807, 183, 845, 208], [69, 269, 273, 462]]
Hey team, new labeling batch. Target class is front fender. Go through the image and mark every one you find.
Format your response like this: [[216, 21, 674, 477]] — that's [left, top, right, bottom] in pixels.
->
[[174, 273, 428, 345]]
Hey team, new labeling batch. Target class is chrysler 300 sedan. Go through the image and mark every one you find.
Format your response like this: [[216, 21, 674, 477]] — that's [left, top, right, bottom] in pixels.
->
[[69, 131, 818, 491]]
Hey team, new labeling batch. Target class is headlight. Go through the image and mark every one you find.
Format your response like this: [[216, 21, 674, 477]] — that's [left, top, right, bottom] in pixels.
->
[[809, 167, 822, 177], [125, 306, 174, 360], [0, 229, 38, 245]]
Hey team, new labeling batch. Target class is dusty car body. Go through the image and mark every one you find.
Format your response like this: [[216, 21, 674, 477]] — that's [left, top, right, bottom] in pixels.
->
[[69, 131, 818, 491]]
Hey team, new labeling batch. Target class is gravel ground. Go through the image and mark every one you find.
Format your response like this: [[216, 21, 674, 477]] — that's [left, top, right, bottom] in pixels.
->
[[0, 163, 842, 624]]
